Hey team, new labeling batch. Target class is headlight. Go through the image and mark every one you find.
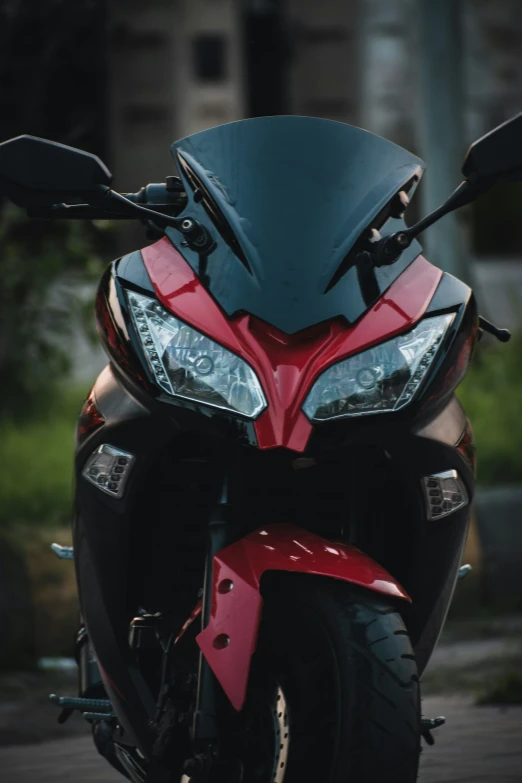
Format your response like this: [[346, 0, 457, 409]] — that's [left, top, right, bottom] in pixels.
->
[[126, 291, 267, 418], [302, 313, 455, 421]]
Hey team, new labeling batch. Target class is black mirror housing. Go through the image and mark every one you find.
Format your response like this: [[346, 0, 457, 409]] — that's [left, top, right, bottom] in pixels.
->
[[0, 135, 112, 207], [462, 112, 522, 186]]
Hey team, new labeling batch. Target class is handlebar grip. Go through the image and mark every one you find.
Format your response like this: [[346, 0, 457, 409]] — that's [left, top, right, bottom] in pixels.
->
[[478, 315, 511, 343]]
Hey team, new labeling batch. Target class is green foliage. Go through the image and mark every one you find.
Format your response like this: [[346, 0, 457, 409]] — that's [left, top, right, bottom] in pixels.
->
[[457, 334, 522, 486], [0, 388, 85, 528], [0, 206, 112, 419]]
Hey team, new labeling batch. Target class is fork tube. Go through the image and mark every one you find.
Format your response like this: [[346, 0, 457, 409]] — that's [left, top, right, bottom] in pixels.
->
[[192, 475, 235, 745]]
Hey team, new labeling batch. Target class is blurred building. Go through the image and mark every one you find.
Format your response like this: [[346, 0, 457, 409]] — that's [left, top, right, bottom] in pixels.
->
[[284, 0, 359, 125], [464, 0, 522, 139], [108, 0, 361, 191], [108, 0, 245, 191], [107, 0, 522, 186]]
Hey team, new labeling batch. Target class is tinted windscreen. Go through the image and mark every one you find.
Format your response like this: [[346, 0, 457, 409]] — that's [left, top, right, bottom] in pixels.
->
[[169, 116, 424, 334]]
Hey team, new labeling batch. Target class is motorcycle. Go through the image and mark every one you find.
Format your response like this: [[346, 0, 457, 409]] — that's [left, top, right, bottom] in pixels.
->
[[0, 112, 517, 782]]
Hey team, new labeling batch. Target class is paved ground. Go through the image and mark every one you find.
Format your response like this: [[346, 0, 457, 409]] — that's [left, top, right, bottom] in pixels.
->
[[0, 694, 521, 783], [420, 695, 522, 783], [2, 621, 522, 782]]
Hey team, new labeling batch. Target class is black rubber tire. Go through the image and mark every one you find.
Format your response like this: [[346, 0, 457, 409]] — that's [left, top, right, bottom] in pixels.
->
[[252, 574, 421, 783]]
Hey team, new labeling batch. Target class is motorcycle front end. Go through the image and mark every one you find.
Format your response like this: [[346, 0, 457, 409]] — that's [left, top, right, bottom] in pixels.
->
[[70, 245, 476, 782], [0, 110, 518, 782]]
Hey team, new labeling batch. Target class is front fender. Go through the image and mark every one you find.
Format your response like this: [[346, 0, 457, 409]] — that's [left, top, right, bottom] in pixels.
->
[[196, 523, 409, 711]]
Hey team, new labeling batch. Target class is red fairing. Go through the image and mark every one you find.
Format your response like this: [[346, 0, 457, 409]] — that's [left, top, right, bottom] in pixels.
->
[[174, 600, 202, 645], [141, 239, 442, 452], [456, 419, 476, 475], [195, 524, 410, 711], [76, 388, 104, 446], [96, 280, 150, 391]]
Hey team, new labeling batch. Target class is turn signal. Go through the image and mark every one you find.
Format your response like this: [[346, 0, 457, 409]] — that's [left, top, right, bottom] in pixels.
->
[[422, 470, 468, 520], [82, 444, 135, 498]]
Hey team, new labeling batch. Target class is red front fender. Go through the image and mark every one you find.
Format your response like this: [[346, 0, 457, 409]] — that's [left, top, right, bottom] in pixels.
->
[[196, 524, 410, 711]]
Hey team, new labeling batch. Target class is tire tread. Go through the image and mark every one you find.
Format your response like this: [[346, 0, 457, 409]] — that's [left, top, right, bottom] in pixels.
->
[[259, 575, 420, 783]]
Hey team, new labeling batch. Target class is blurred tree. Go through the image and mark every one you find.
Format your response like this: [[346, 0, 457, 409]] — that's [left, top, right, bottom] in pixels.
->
[[458, 333, 522, 485], [0, 207, 111, 419]]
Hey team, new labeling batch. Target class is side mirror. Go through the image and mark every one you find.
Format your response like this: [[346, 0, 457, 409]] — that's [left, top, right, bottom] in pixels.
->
[[462, 112, 522, 186], [370, 112, 522, 265], [0, 135, 112, 207]]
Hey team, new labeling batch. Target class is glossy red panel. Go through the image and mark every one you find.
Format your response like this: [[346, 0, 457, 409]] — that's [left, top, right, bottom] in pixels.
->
[[76, 388, 104, 446], [456, 419, 476, 475], [142, 238, 442, 452], [196, 523, 410, 711], [174, 600, 202, 645]]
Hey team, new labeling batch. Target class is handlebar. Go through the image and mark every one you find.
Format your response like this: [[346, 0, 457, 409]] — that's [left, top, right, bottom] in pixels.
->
[[26, 179, 187, 221], [478, 315, 511, 343]]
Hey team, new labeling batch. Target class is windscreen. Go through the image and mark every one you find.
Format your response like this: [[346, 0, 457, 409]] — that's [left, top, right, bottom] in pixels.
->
[[169, 116, 425, 334]]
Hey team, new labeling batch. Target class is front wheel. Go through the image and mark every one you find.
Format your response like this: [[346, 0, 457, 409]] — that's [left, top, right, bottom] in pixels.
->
[[226, 574, 421, 783]]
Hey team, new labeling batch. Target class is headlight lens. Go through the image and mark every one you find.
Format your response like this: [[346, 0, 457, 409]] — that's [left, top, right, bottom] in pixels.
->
[[303, 313, 455, 421], [127, 291, 267, 418]]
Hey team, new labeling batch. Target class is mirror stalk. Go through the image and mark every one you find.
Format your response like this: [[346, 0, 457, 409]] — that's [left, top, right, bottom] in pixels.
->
[[372, 179, 488, 267], [88, 185, 214, 252]]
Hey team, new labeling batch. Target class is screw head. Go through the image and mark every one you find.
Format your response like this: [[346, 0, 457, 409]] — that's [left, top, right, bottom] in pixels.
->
[[181, 218, 194, 231], [213, 633, 230, 650], [395, 232, 410, 248], [218, 578, 234, 594]]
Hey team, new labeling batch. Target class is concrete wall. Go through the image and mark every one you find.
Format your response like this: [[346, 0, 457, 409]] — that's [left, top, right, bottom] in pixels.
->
[[108, 0, 245, 191], [106, 0, 522, 184], [108, 0, 178, 191], [286, 0, 359, 125], [357, 0, 416, 148], [464, 0, 522, 139], [171, 0, 245, 139]]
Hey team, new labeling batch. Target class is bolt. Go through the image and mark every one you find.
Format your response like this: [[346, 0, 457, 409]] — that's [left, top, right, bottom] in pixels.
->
[[181, 218, 194, 232], [218, 579, 234, 594], [213, 633, 230, 650]]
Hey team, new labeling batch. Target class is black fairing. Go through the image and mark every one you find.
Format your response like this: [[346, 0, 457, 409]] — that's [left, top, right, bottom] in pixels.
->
[[167, 116, 425, 334]]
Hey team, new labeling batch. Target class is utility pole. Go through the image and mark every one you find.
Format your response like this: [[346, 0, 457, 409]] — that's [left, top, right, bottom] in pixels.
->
[[417, 0, 471, 283]]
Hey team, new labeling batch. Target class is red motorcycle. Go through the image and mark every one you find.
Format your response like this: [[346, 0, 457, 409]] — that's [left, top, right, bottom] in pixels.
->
[[0, 113, 516, 782]]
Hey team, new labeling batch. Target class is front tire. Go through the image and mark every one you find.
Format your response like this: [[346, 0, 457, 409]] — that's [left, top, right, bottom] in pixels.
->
[[248, 574, 421, 783]]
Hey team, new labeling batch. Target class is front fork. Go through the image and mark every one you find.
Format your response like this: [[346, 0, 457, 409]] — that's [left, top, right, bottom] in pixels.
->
[[67, 476, 236, 779], [194, 478, 237, 743], [185, 474, 238, 777]]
